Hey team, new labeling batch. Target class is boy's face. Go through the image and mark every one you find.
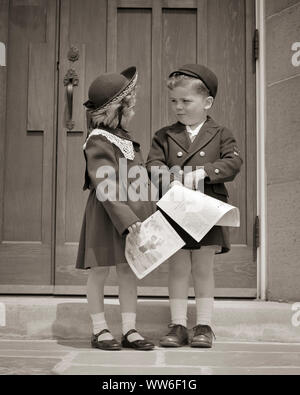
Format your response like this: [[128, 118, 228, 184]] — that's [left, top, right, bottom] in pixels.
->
[[169, 82, 213, 127]]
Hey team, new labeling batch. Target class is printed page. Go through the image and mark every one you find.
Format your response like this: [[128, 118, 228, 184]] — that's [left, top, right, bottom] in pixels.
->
[[125, 211, 185, 279], [157, 185, 240, 242]]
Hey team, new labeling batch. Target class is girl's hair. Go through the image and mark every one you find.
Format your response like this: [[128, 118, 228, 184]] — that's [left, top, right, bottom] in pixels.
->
[[87, 90, 136, 133], [167, 74, 210, 97]]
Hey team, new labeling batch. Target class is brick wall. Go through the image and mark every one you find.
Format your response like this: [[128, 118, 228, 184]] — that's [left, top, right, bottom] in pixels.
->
[[265, 0, 300, 301]]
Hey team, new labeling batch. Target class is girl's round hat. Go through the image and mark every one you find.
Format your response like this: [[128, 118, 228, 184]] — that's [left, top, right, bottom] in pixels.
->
[[169, 64, 218, 98], [84, 66, 138, 111]]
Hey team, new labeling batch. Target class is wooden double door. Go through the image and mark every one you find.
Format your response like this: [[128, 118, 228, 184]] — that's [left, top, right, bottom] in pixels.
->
[[0, 0, 257, 296]]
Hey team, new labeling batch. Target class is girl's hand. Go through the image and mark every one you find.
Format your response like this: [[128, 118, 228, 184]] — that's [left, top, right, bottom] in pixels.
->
[[128, 222, 142, 234]]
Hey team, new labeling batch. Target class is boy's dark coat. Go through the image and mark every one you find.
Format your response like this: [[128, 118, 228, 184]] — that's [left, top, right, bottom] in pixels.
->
[[146, 116, 243, 253]]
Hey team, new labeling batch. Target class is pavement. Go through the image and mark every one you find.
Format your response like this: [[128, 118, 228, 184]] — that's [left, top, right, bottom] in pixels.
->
[[1, 339, 300, 375]]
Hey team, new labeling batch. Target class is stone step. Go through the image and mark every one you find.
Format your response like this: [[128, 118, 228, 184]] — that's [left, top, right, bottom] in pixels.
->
[[0, 297, 299, 343]]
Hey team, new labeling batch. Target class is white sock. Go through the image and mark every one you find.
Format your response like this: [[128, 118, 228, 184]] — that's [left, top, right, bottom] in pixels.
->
[[196, 298, 214, 326], [122, 312, 144, 342], [170, 299, 188, 327], [91, 312, 113, 341]]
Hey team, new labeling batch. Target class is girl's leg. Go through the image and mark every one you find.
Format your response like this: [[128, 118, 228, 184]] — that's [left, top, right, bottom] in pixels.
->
[[191, 246, 216, 326], [87, 266, 113, 340], [116, 263, 144, 342], [168, 249, 191, 327]]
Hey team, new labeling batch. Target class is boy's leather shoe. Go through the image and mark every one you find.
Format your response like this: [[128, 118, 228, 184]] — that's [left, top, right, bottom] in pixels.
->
[[91, 329, 121, 351], [159, 324, 189, 347], [121, 329, 155, 351], [190, 325, 216, 348]]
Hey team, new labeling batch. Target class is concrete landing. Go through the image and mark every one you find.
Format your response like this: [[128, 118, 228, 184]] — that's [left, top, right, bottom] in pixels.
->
[[0, 297, 299, 343], [0, 339, 300, 375]]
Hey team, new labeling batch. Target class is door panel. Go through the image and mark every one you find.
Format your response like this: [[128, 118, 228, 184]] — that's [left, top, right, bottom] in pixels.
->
[[0, 0, 56, 287], [116, 8, 152, 154], [55, 0, 256, 296], [206, 0, 257, 289], [55, 0, 108, 287]]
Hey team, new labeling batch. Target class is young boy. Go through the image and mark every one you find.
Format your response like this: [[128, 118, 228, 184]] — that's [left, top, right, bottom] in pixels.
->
[[146, 64, 243, 348]]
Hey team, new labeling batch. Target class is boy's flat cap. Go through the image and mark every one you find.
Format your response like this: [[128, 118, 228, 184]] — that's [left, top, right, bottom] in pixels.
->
[[169, 64, 218, 98]]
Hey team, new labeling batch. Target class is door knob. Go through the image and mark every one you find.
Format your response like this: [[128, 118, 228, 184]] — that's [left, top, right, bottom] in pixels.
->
[[63, 69, 79, 130]]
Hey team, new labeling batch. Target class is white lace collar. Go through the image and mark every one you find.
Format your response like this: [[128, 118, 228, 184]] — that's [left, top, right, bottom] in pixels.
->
[[83, 129, 135, 160]]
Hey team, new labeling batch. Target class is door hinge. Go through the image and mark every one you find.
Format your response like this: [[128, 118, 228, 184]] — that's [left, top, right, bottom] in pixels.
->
[[56, 61, 60, 71], [253, 29, 259, 61], [254, 215, 260, 249]]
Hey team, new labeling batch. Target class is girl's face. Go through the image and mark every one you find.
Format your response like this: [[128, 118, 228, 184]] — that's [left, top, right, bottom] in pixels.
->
[[169, 82, 213, 128]]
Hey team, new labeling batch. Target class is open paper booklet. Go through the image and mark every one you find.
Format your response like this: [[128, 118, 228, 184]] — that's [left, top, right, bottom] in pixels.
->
[[157, 184, 240, 242], [125, 211, 185, 280], [125, 184, 240, 279]]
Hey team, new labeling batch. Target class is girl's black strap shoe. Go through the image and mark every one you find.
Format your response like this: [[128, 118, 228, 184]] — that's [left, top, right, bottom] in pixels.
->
[[91, 329, 121, 351], [121, 329, 155, 351]]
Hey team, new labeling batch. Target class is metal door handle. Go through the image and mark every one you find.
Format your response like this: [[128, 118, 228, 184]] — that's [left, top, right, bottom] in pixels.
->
[[63, 69, 79, 130]]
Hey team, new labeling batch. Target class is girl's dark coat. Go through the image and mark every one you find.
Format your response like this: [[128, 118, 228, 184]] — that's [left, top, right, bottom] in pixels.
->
[[76, 127, 154, 269]]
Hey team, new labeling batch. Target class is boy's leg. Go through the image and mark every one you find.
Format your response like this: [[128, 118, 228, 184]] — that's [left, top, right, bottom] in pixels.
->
[[116, 263, 154, 349], [160, 250, 191, 347], [168, 249, 191, 326], [87, 267, 115, 341], [191, 246, 216, 324], [190, 246, 216, 348]]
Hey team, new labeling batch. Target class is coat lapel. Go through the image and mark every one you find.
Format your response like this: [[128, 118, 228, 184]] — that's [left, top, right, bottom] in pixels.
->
[[182, 117, 220, 164], [166, 122, 191, 152]]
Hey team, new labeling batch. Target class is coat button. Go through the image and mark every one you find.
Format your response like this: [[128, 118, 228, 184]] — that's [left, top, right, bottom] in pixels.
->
[[200, 151, 206, 157], [177, 151, 183, 158], [215, 169, 220, 174]]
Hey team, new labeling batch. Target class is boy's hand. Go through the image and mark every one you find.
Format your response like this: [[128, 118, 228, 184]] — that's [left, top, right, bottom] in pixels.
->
[[185, 168, 207, 190], [128, 222, 142, 234], [169, 180, 183, 189]]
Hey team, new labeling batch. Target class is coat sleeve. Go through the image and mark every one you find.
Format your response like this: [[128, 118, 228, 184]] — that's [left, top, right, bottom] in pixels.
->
[[146, 131, 179, 194], [204, 128, 243, 184], [85, 135, 140, 236]]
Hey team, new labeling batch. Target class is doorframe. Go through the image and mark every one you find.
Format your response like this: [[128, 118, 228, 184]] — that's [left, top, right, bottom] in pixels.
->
[[54, 0, 258, 299], [255, 0, 267, 301], [0, 0, 267, 299]]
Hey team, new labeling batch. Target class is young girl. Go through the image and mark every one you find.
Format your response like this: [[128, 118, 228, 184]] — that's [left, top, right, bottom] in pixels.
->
[[76, 66, 155, 351], [147, 64, 243, 348]]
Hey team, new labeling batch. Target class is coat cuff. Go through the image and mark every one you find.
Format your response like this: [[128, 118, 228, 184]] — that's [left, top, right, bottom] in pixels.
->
[[120, 215, 141, 236], [204, 163, 222, 184], [101, 200, 141, 237]]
